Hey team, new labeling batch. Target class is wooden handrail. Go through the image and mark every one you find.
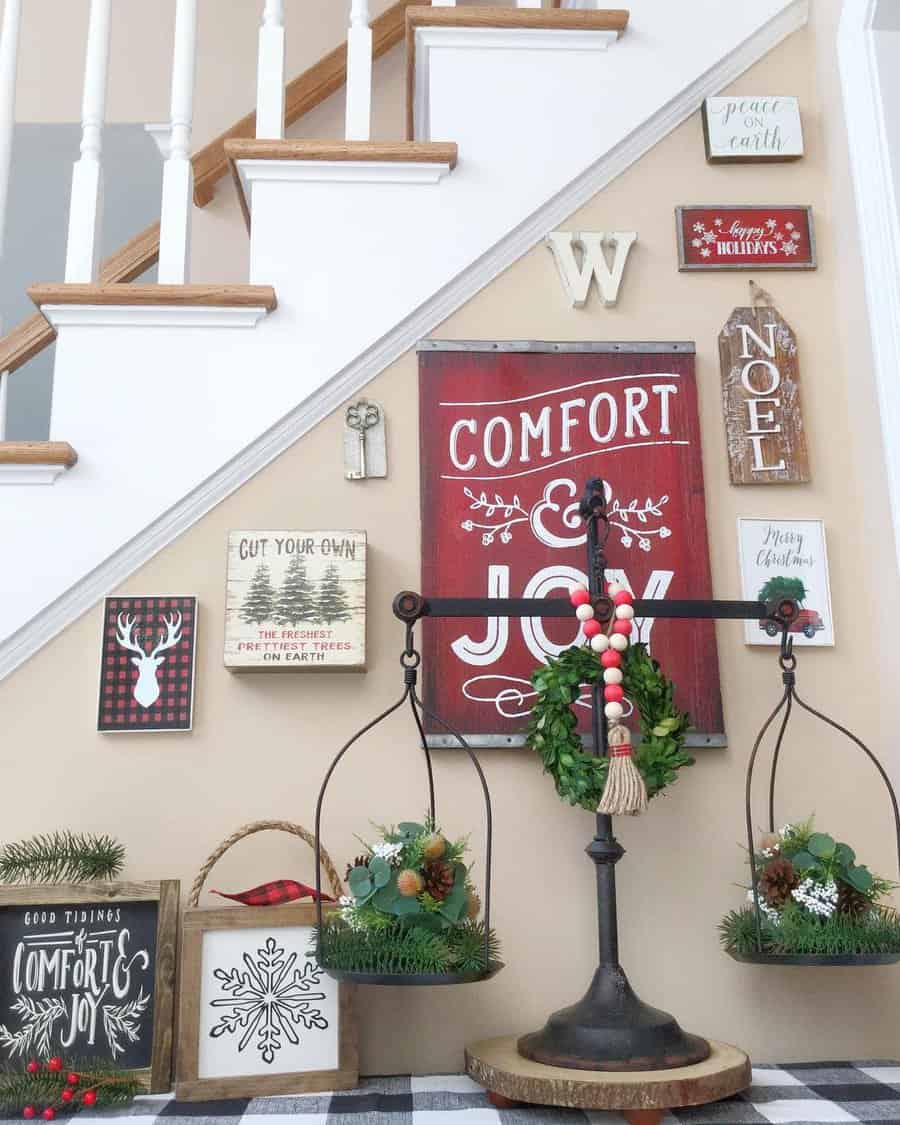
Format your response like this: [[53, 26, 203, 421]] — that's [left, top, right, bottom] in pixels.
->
[[0, 0, 417, 378]]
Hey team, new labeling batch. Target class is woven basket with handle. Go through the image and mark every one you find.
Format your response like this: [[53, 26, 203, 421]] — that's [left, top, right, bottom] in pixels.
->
[[188, 819, 344, 908]]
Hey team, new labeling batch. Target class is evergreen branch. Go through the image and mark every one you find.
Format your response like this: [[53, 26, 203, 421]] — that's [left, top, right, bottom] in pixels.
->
[[0, 998, 67, 1059], [0, 832, 125, 884], [0, 1061, 142, 1114], [101, 990, 149, 1059]]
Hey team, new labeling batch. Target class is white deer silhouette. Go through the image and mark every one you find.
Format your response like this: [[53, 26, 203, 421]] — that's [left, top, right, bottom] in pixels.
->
[[115, 612, 183, 708]]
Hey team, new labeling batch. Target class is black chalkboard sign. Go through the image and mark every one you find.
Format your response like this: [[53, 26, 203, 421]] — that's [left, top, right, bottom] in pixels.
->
[[0, 883, 178, 1091]]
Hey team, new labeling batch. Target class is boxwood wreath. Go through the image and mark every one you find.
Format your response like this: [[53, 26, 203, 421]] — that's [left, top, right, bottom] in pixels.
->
[[526, 642, 694, 812]]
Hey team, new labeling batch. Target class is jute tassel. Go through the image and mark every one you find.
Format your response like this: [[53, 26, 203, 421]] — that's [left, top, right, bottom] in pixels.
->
[[597, 724, 648, 816]]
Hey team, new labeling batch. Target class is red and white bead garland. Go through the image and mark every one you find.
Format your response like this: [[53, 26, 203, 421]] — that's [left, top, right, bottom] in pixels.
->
[[569, 582, 635, 721]]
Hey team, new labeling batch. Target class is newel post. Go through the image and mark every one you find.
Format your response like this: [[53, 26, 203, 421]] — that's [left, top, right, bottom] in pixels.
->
[[345, 0, 372, 142], [158, 0, 198, 284], [64, 0, 112, 283], [257, 0, 286, 139], [0, 0, 23, 440]]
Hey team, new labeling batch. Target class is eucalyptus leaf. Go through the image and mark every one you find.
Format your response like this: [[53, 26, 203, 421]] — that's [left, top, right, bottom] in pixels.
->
[[392, 894, 423, 916], [348, 866, 373, 898], [808, 833, 837, 860], [398, 821, 425, 838], [846, 865, 874, 893], [372, 882, 400, 911], [369, 856, 391, 888], [834, 843, 856, 869], [790, 850, 819, 872]]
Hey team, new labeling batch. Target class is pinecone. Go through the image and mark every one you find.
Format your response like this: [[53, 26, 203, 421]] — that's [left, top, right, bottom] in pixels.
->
[[837, 881, 871, 917], [758, 857, 799, 907], [345, 854, 369, 881], [423, 860, 455, 901]]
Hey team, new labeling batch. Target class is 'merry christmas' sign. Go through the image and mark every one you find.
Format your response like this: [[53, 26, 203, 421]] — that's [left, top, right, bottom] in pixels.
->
[[676, 206, 816, 271], [225, 532, 366, 670], [418, 342, 723, 745]]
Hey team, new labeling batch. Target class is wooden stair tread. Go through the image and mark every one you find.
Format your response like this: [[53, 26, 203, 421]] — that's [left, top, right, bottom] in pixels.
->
[[28, 284, 277, 311], [225, 139, 458, 165], [0, 442, 78, 468]]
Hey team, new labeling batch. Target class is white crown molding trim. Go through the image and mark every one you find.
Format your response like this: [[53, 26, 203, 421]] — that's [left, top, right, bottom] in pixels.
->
[[413, 27, 618, 142], [838, 0, 900, 570], [235, 158, 454, 195], [0, 464, 70, 486], [0, 0, 809, 682], [40, 304, 271, 329]]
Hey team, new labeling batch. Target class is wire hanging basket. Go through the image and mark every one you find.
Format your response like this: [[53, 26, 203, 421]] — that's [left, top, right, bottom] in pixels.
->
[[313, 593, 503, 986], [729, 632, 900, 967]]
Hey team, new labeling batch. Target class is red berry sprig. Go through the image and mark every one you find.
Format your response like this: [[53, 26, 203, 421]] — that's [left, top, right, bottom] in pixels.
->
[[45, 1060, 63, 1075], [568, 582, 634, 720], [81, 1092, 97, 1108], [41, 1110, 55, 1121], [22, 1107, 36, 1120]]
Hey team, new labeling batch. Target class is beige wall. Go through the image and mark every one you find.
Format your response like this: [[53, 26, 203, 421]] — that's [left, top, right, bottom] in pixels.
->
[[4, 9, 900, 1075]]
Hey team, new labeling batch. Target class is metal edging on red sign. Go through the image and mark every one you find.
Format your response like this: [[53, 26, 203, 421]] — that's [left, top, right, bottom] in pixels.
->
[[675, 205, 817, 271]]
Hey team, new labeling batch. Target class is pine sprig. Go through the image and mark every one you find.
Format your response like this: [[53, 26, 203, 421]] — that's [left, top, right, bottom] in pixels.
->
[[0, 1062, 142, 1115], [0, 833, 125, 884], [525, 643, 694, 811]]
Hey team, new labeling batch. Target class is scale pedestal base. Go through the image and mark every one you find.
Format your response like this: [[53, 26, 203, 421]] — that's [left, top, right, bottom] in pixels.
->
[[466, 1036, 750, 1125], [517, 965, 710, 1071]]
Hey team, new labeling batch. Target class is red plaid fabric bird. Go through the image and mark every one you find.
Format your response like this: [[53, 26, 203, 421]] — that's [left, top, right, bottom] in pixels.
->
[[212, 880, 336, 906]]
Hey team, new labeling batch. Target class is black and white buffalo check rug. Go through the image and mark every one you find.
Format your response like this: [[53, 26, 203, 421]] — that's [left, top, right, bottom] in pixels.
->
[[16, 1066, 900, 1125]]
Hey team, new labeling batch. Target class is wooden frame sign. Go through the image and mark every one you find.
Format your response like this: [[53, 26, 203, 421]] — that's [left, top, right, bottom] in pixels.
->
[[224, 532, 366, 671], [676, 206, 816, 271], [701, 96, 804, 162], [176, 904, 357, 1100], [418, 341, 724, 747], [0, 882, 179, 1092]]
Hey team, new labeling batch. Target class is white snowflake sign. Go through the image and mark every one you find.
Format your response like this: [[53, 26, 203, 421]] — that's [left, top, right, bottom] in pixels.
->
[[176, 905, 356, 1100]]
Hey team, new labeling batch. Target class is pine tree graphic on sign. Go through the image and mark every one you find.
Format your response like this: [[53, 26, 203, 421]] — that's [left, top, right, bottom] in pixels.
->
[[316, 564, 351, 624], [275, 555, 317, 626], [241, 563, 277, 624]]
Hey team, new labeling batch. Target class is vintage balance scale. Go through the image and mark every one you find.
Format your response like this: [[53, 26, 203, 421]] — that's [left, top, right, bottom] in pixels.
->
[[315, 478, 805, 1122]]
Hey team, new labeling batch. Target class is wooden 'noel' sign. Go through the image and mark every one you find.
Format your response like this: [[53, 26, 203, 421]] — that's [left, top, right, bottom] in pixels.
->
[[718, 306, 809, 484]]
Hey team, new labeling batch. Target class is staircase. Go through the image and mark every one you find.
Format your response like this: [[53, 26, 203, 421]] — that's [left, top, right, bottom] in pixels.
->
[[0, 0, 808, 678]]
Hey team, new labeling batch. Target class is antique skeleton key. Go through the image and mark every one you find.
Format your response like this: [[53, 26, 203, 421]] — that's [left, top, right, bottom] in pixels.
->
[[345, 401, 381, 480]]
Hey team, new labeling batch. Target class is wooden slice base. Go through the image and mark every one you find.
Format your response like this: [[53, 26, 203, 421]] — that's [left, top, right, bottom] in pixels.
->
[[466, 1036, 750, 1123]]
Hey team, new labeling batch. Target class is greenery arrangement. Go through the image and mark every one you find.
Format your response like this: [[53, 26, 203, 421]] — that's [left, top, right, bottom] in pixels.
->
[[316, 818, 499, 977], [525, 643, 693, 811], [720, 817, 900, 958], [0, 833, 125, 885], [0, 1057, 141, 1118]]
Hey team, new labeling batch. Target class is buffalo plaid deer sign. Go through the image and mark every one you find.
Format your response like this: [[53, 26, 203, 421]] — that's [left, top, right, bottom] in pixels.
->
[[98, 596, 198, 733]]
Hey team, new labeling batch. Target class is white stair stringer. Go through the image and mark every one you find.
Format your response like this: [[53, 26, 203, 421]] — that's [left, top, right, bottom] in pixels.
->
[[0, 0, 807, 679]]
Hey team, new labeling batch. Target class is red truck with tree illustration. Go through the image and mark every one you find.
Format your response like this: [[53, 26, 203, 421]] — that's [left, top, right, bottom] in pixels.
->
[[757, 576, 824, 639]]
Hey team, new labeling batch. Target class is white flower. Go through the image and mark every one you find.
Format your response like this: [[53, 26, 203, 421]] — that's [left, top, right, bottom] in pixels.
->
[[461, 520, 473, 531], [339, 895, 353, 907], [792, 877, 838, 919], [747, 889, 781, 925], [693, 222, 705, 233], [659, 527, 672, 539], [372, 841, 404, 866]]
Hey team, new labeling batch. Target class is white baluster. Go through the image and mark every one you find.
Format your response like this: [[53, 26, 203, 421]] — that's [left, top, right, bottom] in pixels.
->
[[0, 0, 23, 442], [257, 0, 285, 139], [430, 1, 457, 6], [64, 0, 112, 282], [516, 0, 543, 7], [345, 0, 372, 142], [158, 0, 198, 284]]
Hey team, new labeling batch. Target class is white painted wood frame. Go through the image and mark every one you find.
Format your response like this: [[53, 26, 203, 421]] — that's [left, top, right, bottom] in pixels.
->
[[345, 0, 373, 141], [257, 0, 286, 139], [838, 0, 900, 570], [158, 0, 199, 283], [64, 0, 112, 282]]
